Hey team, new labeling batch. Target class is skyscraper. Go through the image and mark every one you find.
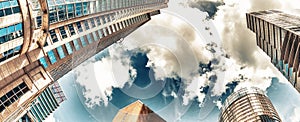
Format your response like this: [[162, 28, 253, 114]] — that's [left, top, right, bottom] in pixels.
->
[[219, 87, 281, 122], [113, 100, 166, 122], [17, 82, 66, 122], [246, 10, 300, 93], [0, 0, 168, 121]]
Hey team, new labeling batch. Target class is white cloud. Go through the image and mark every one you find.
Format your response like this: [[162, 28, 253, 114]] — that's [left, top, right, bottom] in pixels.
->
[[290, 107, 300, 122], [74, 44, 136, 108]]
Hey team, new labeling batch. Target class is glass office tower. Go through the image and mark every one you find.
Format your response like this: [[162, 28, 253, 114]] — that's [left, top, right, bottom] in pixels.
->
[[219, 87, 281, 122], [0, 0, 168, 121], [246, 10, 300, 93], [17, 82, 66, 122]]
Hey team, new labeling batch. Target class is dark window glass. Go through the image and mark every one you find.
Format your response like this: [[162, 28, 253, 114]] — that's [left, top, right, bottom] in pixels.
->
[[13, 87, 20, 93], [49, 29, 58, 43], [76, 22, 83, 32], [0, 10, 4, 17], [59, 26, 68, 39], [68, 24, 76, 36], [36, 16, 42, 27], [58, 5, 66, 21], [49, 7, 58, 23], [5, 8, 12, 15], [12, 7, 20, 13], [0, 96, 7, 102], [0, 105, 5, 112]]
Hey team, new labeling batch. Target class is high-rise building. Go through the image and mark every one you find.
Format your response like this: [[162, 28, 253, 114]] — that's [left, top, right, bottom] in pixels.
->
[[17, 82, 66, 122], [246, 10, 300, 92], [0, 0, 168, 121], [219, 87, 281, 122], [113, 100, 166, 122]]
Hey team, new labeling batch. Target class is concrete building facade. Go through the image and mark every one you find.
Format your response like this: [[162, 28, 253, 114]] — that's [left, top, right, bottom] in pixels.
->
[[0, 0, 168, 121], [246, 10, 300, 92], [219, 87, 281, 122]]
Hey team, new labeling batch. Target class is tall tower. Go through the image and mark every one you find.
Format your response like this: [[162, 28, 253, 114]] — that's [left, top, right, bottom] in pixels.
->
[[0, 0, 168, 121], [219, 87, 281, 122], [246, 10, 300, 93], [113, 100, 166, 122], [17, 82, 66, 122]]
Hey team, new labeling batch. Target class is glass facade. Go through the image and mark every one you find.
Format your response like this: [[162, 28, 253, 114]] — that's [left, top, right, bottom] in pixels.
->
[[247, 10, 300, 93], [220, 87, 281, 122], [0, 82, 29, 113]]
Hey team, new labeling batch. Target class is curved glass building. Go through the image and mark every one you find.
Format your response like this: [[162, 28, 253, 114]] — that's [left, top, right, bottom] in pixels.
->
[[219, 87, 281, 122]]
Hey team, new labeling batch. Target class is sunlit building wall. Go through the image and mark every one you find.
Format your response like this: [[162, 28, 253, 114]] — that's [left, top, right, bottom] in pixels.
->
[[0, 0, 168, 121], [246, 10, 300, 93], [219, 87, 281, 122]]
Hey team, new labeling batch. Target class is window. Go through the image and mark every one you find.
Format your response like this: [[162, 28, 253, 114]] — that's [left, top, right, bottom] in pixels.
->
[[0, 45, 21, 62], [56, 46, 65, 59], [73, 39, 80, 51], [83, 2, 88, 15], [96, 17, 101, 25], [76, 22, 83, 33], [0, 82, 29, 113], [0, 23, 23, 44], [57, 5, 67, 21], [92, 32, 98, 41], [59, 26, 68, 39], [75, 3, 82, 16], [98, 30, 103, 38], [86, 34, 93, 43], [49, 6, 58, 23], [67, 4, 75, 18], [36, 16, 42, 27], [39, 57, 48, 68], [102, 16, 107, 24], [68, 24, 76, 36], [84, 20, 90, 30], [49, 29, 58, 43], [65, 42, 73, 54], [80, 36, 87, 47], [90, 18, 96, 28], [47, 50, 57, 64]]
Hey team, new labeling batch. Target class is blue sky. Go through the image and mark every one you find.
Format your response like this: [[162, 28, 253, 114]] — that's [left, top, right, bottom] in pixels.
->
[[46, 0, 300, 121]]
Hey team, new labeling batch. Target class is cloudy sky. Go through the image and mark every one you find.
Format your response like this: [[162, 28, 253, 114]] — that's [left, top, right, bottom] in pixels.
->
[[47, 0, 300, 121]]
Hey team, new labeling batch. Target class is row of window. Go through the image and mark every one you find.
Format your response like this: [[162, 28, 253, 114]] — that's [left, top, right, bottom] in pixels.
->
[[34, 0, 164, 28], [0, 22, 23, 63], [47, 13, 147, 45], [0, 45, 22, 63], [47, 2, 94, 25], [0, 82, 29, 113], [0, 23, 23, 43], [40, 14, 149, 68], [0, 0, 20, 17], [29, 87, 59, 122]]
